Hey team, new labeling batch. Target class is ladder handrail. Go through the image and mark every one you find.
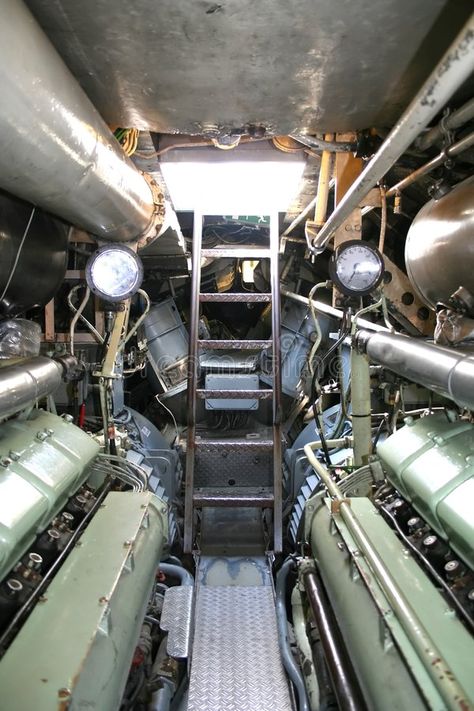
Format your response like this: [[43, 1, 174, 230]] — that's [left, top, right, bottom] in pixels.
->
[[183, 213, 283, 553]]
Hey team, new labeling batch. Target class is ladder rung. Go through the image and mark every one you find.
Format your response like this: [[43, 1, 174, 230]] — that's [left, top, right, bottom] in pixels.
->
[[193, 487, 274, 507], [198, 339, 272, 350], [199, 293, 272, 303], [201, 248, 271, 259], [196, 389, 273, 400], [195, 437, 274, 452]]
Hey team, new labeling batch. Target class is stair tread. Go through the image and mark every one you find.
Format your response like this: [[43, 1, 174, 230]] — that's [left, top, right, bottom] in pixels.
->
[[199, 339, 272, 350], [193, 486, 274, 507], [199, 292, 272, 303], [201, 247, 271, 258], [197, 389, 273, 399]]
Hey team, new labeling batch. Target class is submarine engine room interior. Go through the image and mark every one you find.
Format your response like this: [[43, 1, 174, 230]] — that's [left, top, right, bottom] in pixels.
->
[[0, 0, 474, 709]]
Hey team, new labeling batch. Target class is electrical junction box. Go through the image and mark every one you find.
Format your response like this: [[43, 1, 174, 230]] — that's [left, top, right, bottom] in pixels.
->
[[205, 373, 259, 410]]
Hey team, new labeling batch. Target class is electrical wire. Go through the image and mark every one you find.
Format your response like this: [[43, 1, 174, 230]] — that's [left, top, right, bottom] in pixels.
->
[[69, 285, 91, 356], [0, 206, 36, 304], [155, 395, 179, 445], [308, 280, 331, 375]]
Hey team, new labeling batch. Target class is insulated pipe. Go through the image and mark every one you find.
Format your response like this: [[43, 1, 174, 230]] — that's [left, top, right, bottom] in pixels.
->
[[417, 97, 474, 151], [310, 13, 474, 253], [350, 349, 372, 466], [303, 445, 472, 711], [0, 0, 159, 243], [275, 559, 310, 711], [355, 329, 474, 411], [0, 356, 67, 420], [302, 569, 366, 711]]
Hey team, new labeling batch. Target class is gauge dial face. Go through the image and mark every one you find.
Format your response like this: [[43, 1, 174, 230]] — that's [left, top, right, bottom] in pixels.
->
[[331, 241, 384, 296]]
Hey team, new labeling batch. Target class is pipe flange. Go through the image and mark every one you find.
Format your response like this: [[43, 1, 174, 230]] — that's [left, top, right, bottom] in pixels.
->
[[137, 173, 167, 250]]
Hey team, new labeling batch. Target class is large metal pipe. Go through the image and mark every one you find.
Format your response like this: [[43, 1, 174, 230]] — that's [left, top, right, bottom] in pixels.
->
[[0, 0, 160, 243], [417, 97, 474, 151], [0, 356, 68, 419], [302, 569, 366, 711], [310, 12, 474, 253], [355, 329, 474, 411]]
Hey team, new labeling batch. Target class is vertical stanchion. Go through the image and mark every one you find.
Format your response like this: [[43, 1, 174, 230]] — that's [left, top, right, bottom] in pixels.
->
[[184, 212, 203, 552]]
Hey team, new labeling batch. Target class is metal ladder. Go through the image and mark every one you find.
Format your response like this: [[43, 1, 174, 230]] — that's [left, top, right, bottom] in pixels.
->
[[184, 213, 283, 553]]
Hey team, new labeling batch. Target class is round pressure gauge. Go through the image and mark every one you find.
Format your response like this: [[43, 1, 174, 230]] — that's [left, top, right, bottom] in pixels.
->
[[329, 240, 384, 297]]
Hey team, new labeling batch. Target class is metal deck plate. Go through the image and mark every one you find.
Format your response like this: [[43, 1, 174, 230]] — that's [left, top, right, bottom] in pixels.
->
[[160, 586, 194, 658], [188, 586, 293, 711]]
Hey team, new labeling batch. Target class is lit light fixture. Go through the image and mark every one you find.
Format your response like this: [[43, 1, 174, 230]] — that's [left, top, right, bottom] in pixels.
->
[[86, 244, 143, 302], [159, 146, 306, 213]]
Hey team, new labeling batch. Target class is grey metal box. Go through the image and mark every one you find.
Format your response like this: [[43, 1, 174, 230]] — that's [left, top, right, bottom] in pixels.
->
[[205, 373, 259, 410]]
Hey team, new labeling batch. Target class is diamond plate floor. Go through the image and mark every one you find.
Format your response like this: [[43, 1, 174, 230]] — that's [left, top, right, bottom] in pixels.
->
[[187, 586, 293, 711]]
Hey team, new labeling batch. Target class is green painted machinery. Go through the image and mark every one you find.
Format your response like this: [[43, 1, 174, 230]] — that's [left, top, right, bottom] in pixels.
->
[[377, 413, 474, 568], [0, 490, 168, 711], [0, 409, 99, 581]]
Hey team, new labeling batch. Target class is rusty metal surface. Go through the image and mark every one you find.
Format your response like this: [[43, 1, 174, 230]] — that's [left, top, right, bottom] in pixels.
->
[[195, 437, 274, 452], [25, 0, 465, 135], [193, 486, 274, 507], [201, 248, 270, 259], [198, 339, 272, 349], [196, 389, 273, 399], [199, 292, 272, 302]]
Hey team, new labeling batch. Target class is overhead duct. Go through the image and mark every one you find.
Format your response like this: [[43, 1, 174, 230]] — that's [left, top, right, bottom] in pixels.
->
[[355, 330, 474, 411], [0, 0, 165, 244]]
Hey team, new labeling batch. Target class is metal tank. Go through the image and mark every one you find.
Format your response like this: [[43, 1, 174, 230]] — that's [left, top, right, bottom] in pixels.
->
[[0, 193, 68, 316], [405, 176, 474, 310]]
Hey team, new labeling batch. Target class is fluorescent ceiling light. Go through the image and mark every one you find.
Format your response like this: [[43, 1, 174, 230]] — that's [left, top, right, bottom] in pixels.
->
[[160, 159, 305, 213]]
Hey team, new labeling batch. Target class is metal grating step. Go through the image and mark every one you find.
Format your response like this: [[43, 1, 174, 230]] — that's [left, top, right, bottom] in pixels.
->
[[201, 247, 271, 259], [188, 586, 292, 711], [199, 292, 272, 303], [198, 339, 272, 350], [195, 437, 274, 452], [193, 487, 274, 507], [196, 388, 273, 399]]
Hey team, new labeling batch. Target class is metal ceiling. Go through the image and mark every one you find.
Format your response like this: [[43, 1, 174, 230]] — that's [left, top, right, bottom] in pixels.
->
[[24, 0, 471, 136]]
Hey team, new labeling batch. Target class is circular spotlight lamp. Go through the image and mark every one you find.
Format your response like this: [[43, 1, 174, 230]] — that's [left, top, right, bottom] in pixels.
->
[[86, 244, 144, 302]]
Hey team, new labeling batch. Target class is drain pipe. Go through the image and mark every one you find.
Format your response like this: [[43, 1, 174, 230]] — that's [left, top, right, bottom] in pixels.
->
[[275, 558, 310, 711], [0, 0, 165, 244], [309, 12, 474, 253]]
